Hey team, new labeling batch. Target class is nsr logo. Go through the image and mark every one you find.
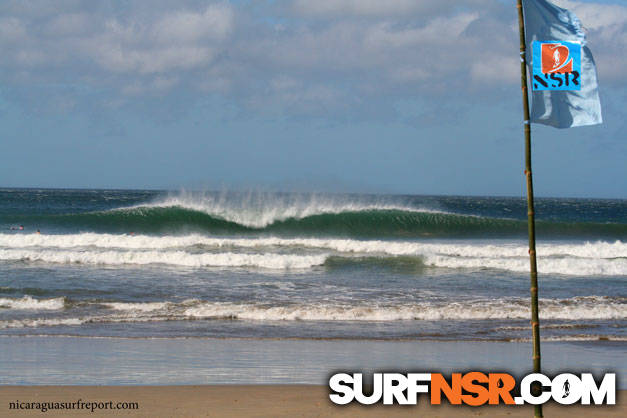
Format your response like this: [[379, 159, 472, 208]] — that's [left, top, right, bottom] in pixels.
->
[[531, 41, 582, 91]]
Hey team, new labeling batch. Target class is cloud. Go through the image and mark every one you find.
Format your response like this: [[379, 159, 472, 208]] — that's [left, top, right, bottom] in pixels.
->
[[154, 6, 233, 43], [43, 13, 92, 36], [0, 2, 233, 76], [292, 0, 490, 18], [553, 0, 627, 80], [100, 6, 231, 75], [83, 9, 232, 76], [0, 0, 624, 117], [293, 0, 442, 17], [0, 16, 27, 41]]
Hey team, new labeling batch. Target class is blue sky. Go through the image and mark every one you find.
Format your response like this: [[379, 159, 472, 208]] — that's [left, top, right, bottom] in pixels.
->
[[1, 0, 625, 197]]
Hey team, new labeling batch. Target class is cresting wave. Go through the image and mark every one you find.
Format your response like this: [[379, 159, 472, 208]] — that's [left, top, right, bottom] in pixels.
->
[[0, 296, 624, 329], [1, 233, 626, 275], [5, 203, 626, 239], [133, 194, 441, 228]]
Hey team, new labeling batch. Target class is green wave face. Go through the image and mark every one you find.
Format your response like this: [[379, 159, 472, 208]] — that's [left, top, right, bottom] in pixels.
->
[[6, 206, 627, 239]]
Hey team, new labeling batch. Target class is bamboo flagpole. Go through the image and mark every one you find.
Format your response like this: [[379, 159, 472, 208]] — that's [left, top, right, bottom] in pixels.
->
[[516, 1, 543, 417], [513, 0, 602, 414]]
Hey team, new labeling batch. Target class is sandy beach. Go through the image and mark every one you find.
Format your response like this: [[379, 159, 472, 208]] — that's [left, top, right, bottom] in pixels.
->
[[1, 385, 624, 417], [1, 337, 623, 416]]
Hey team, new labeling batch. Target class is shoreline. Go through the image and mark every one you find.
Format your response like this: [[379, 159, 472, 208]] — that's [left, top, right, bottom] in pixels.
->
[[0, 333, 627, 344], [1, 335, 623, 386], [2, 333, 625, 342]]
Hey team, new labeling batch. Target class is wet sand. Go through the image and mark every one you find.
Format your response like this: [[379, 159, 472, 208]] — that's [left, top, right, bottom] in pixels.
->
[[1, 336, 624, 385], [1, 336, 623, 416], [1, 385, 624, 417]]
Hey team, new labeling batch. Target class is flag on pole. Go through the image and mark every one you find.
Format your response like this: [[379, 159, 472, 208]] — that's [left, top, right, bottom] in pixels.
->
[[522, 0, 602, 128]]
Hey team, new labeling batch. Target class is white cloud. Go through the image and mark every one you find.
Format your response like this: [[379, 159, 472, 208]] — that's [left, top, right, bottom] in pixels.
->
[[0, 0, 624, 115], [91, 40, 216, 74], [0, 3, 233, 76], [294, 0, 435, 17], [43, 13, 91, 36], [0, 16, 26, 41], [293, 0, 489, 18], [365, 13, 479, 48], [554, 0, 627, 31], [85, 5, 233, 74], [153, 5, 233, 43], [470, 55, 519, 85], [552, 0, 627, 80]]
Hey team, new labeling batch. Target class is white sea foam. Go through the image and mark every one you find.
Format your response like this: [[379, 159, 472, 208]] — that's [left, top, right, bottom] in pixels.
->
[[0, 248, 326, 269], [181, 297, 626, 321], [1, 233, 625, 275], [1, 296, 623, 329], [423, 254, 627, 276], [0, 317, 84, 329], [2, 233, 625, 258], [512, 335, 627, 342], [0, 295, 65, 310], [102, 302, 170, 312]]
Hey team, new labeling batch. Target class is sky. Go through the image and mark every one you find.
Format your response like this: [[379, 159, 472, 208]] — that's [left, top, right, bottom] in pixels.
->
[[0, 0, 625, 198]]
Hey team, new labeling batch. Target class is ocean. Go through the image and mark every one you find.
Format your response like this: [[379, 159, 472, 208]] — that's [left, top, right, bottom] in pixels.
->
[[0, 188, 624, 347]]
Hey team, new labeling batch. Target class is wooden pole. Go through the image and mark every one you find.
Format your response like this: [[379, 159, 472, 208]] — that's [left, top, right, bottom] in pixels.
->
[[516, 1, 543, 417]]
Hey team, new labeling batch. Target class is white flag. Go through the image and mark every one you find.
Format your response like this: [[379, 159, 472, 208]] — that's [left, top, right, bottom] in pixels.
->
[[523, 0, 602, 128]]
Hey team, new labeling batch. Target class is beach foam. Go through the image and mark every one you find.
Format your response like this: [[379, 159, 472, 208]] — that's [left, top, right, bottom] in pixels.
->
[[0, 248, 326, 269], [181, 297, 626, 321], [1, 296, 622, 329], [1, 233, 625, 275], [423, 253, 627, 276], [511, 335, 627, 342], [0, 295, 65, 310]]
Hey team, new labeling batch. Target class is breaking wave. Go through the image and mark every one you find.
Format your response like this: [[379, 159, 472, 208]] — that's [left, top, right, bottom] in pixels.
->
[[1, 233, 625, 275], [0, 248, 326, 270], [4, 196, 626, 239]]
